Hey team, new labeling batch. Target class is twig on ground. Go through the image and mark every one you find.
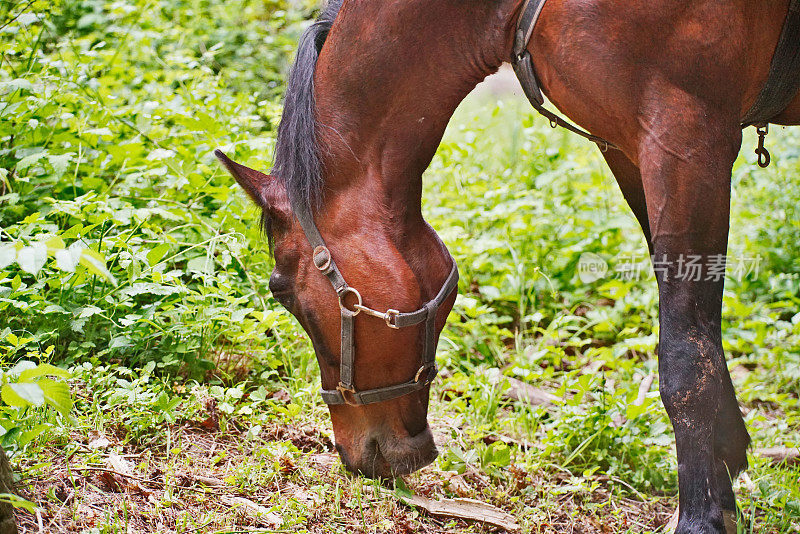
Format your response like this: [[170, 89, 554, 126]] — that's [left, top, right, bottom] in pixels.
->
[[486, 368, 559, 406], [74, 466, 154, 486], [755, 446, 800, 465]]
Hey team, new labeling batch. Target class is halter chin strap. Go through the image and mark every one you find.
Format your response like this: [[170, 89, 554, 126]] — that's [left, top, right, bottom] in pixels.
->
[[511, 0, 617, 152], [290, 201, 459, 406]]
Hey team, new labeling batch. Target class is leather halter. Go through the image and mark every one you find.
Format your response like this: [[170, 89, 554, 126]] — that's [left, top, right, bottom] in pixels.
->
[[511, 0, 619, 151], [290, 201, 459, 406]]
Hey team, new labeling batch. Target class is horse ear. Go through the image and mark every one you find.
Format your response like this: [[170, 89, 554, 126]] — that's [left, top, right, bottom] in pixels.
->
[[214, 149, 291, 219]]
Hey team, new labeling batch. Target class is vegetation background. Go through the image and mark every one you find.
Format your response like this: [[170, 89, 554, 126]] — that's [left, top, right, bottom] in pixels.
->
[[0, 0, 798, 532]]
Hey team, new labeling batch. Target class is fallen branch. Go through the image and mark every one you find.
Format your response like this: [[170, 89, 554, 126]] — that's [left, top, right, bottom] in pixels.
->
[[755, 446, 800, 465], [486, 368, 559, 407], [397, 494, 520, 532], [611, 373, 655, 427], [74, 466, 153, 486], [635, 374, 655, 406]]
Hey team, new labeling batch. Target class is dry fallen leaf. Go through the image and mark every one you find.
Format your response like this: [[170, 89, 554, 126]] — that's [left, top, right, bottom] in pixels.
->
[[77, 503, 98, 525], [101, 453, 152, 497], [271, 389, 292, 403], [398, 494, 520, 532], [88, 436, 112, 450], [288, 483, 321, 507], [309, 452, 338, 472]]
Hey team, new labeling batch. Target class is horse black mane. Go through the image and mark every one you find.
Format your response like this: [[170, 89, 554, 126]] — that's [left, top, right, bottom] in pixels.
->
[[272, 0, 344, 211]]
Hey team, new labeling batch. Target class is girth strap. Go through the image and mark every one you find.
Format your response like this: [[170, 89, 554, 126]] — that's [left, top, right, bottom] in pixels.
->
[[742, 0, 800, 126], [512, 0, 619, 151]]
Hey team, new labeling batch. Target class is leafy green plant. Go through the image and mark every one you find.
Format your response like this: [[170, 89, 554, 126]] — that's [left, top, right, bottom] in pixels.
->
[[0, 347, 72, 451]]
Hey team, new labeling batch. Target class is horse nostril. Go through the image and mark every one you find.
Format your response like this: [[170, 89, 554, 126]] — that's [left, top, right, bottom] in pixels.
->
[[269, 272, 293, 296]]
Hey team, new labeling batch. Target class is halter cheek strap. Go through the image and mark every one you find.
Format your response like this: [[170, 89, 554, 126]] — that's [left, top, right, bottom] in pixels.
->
[[292, 201, 459, 406]]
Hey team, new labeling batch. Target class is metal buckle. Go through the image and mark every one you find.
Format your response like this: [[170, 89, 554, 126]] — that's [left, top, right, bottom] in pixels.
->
[[312, 245, 331, 272], [414, 364, 436, 384], [336, 383, 359, 405], [384, 309, 400, 329], [338, 287, 363, 314]]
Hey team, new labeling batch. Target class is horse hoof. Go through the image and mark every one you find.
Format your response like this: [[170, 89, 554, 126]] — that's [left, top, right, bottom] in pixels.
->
[[665, 508, 738, 534]]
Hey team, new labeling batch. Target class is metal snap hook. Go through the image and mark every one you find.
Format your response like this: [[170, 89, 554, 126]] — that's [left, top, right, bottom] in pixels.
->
[[384, 309, 400, 329], [756, 124, 771, 168]]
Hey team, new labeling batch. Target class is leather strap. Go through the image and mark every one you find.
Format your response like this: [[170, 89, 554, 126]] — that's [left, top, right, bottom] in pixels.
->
[[742, 0, 800, 126], [511, 0, 619, 151], [292, 200, 459, 406]]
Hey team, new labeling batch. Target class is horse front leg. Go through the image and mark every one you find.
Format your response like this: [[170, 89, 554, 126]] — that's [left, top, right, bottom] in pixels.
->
[[601, 145, 750, 527], [632, 114, 748, 534]]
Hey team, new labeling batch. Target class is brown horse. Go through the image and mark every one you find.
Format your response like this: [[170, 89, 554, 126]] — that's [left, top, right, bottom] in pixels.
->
[[217, 1, 800, 532]]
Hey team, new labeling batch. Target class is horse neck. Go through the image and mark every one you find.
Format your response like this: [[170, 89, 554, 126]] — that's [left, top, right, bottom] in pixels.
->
[[313, 0, 518, 229]]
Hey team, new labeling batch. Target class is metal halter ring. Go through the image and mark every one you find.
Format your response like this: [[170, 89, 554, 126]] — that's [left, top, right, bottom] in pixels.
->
[[338, 286, 363, 314]]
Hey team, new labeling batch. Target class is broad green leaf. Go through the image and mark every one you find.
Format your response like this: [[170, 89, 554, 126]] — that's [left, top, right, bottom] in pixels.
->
[[79, 248, 117, 284], [55, 243, 84, 272], [47, 153, 73, 177], [0, 244, 15, 270], [45, 236, 66, 253], [7, 360, 36, 377], [76, 305, 103, 319], [85, 127, 113, 137], [42, 304, 69, 314], [15, 151, 47, 172], [18, 423, 48, 447], [0, 78, 33, 93], [147, 148, 176, 160], [0, 493, 36, 513], [146, 243, 171, 266], [1, 383, 45, 408], [37, 379, 73, 416], [17, 243, 47, 275], [18, 364, 71, 382]]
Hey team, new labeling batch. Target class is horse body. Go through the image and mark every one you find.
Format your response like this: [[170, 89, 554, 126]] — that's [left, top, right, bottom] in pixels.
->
[[219, 1, 798, 532]]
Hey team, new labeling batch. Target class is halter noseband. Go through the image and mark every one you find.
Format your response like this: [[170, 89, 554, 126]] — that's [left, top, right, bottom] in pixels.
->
[[292, 202, 459, 406]]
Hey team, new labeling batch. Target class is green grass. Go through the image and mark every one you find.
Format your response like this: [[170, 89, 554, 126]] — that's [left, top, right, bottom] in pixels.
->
[[2, 1, 799, 532]]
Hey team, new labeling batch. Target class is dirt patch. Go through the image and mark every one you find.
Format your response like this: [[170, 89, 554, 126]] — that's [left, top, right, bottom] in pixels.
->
[[14, 421, 674, 533]]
